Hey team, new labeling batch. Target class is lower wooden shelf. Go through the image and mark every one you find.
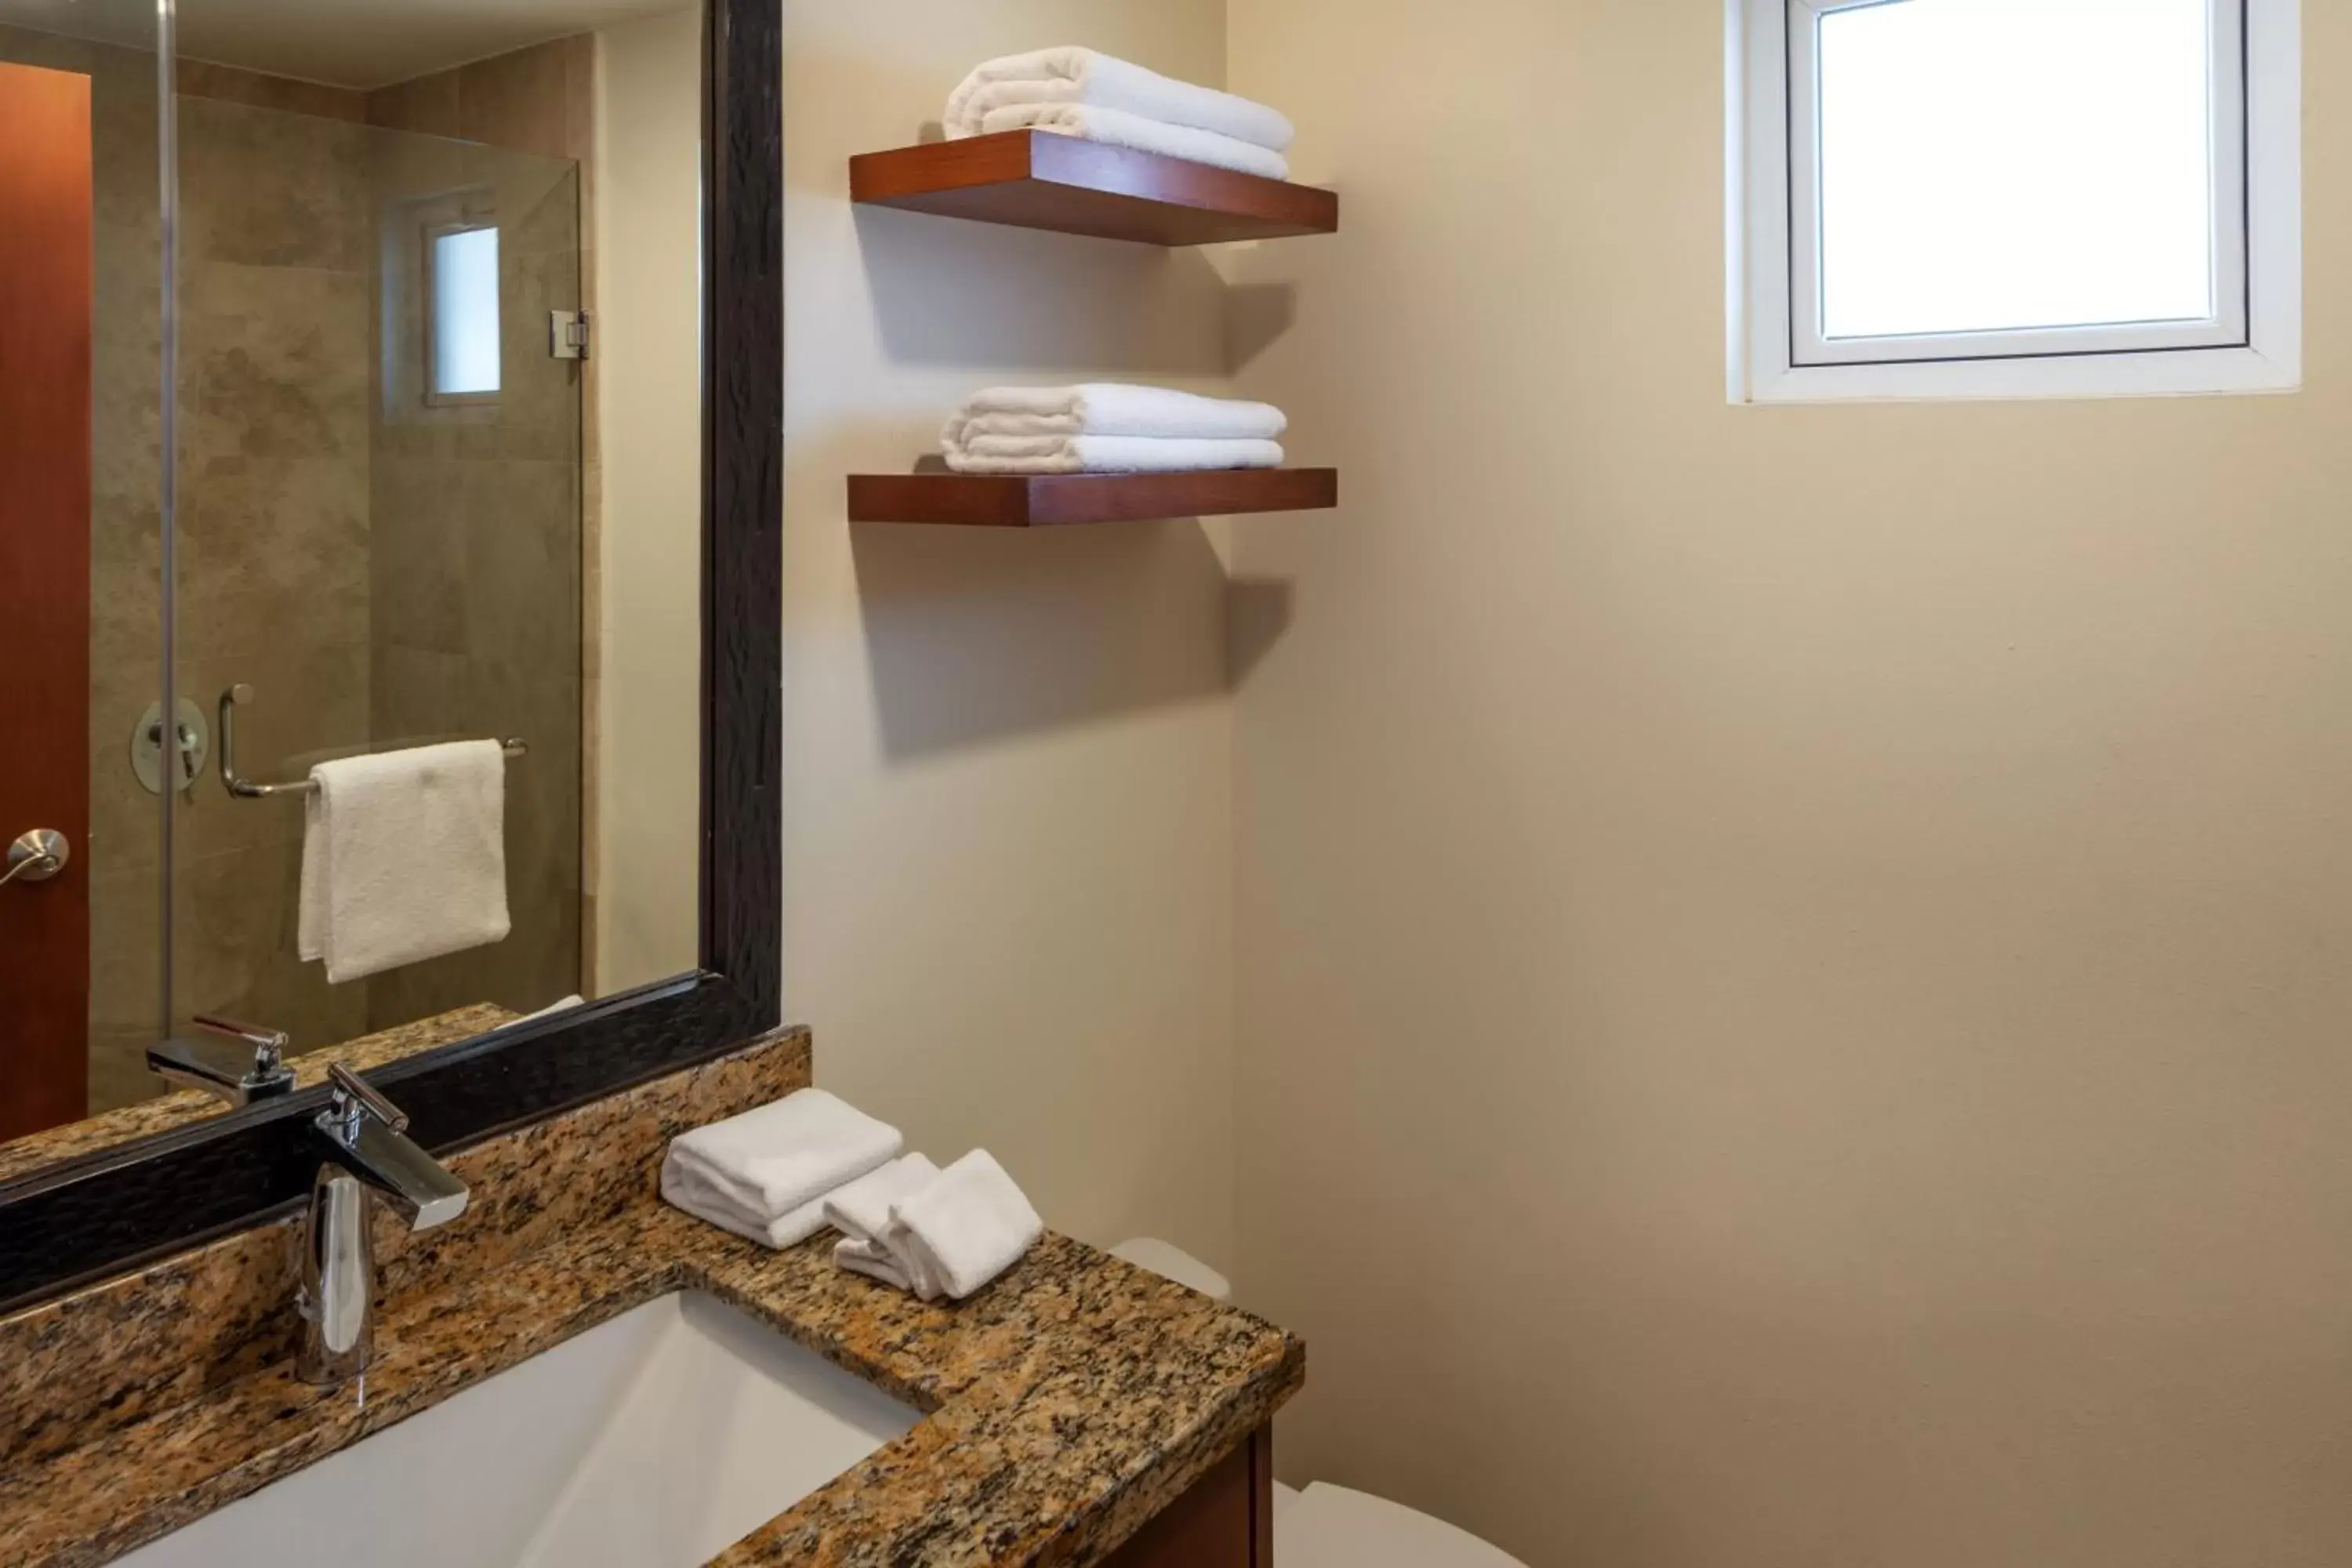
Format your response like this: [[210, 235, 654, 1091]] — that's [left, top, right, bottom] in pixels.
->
[[848, 469, 1338, 528]]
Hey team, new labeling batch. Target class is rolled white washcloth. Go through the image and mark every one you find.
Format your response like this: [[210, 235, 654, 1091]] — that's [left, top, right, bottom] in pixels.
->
[[882, 1150, 1044, 1303], [825, 1154, 944, 1291], [946, 46, 1294, 152], [660, 1089, 902, 1250], [945, 384, 1287, 447], [978, 103, 1288, 180], [946, 436, 1285, 476]]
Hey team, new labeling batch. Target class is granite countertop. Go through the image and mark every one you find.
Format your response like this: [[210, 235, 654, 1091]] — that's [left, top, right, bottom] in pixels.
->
[[0, 1004, 521, 1185], [0, 1029, 1303, 1567]]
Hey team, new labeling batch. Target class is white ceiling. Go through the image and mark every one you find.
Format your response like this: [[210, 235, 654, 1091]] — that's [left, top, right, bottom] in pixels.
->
[[0, 0, 694, 91]]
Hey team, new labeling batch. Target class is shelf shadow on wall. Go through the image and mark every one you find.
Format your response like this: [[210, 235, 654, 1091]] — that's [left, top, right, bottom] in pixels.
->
[[855, 206, 1291, 378], [1221, 282, 1295, 372], [849, 506, 1255, 761], [1224, 575, 1292, 686]]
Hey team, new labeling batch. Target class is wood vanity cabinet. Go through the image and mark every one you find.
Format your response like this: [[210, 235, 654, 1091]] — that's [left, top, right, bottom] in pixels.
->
[[1104, 1426, 1275, 1567]]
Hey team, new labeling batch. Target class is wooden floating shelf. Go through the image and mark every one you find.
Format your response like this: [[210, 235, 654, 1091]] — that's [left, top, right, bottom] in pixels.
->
[[849, 469, 1339, 528], [849, 130, 1339, 247]]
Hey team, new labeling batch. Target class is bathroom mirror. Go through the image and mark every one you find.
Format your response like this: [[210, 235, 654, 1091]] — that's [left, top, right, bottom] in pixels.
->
[[0, 0, 780, 1304]]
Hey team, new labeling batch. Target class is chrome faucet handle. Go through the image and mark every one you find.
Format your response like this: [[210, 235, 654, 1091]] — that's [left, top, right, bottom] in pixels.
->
[[148, 1014, 298, 1105], [194, 1014, 290, 1075], [310, 1065, 466, 1230], [323, 1062, 408, 1135]]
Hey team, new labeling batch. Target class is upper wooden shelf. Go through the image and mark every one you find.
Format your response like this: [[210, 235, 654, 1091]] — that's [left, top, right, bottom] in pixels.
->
[[849, 130, 1339, 247]]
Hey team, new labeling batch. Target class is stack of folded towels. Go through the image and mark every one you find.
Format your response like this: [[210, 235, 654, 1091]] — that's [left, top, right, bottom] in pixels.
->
[[943, 383, 1287, 476], [660, 1089, 1044, 1303], [946, 46, 1295, 180]]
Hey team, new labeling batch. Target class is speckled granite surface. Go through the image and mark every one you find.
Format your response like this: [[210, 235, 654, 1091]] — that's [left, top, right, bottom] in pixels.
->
[[0, 1004, 519, 1185], [0, 1029, 1302, 1568], [0, 1024, 806, 1473]]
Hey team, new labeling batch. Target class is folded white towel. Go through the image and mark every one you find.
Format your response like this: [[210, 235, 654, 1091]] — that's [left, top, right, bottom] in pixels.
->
[[945, 435, 1285, 476], [980, 104, 1289, 181], [661, 1090, 903, 1250], [883, 1150, 1044, 1303], [827, 1154, 942, 1293], [834, 1237, 914, 1292], [946, 46, 1295, 152], [822, 1152, 943, 1244], [945, 384, 1287, 446], [297, 741, 510, 985]]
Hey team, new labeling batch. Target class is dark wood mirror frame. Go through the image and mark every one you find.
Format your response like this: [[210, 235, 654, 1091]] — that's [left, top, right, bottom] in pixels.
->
[[0, 0, 782, 1312]]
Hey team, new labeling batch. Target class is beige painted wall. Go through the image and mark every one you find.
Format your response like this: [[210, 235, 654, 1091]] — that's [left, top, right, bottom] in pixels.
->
[[1225, 2, 2352, 1565], [781, 2, 1240, 1260], [593, 5, 703, 993]]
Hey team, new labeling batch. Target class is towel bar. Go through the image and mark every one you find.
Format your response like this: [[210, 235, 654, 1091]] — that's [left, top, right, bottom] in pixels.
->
[[218, 684, 528, 800]]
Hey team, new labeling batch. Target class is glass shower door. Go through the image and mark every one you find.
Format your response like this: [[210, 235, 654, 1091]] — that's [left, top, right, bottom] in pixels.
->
[[167, 96, 583, 1067]]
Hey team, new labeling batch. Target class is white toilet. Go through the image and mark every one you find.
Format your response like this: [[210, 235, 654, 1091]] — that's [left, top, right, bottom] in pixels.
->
[[1109, 1240, 1530, 1568]]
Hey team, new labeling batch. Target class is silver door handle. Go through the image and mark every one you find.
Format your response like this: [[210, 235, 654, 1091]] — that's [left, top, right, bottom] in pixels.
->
[[2, 829, 69, 890]]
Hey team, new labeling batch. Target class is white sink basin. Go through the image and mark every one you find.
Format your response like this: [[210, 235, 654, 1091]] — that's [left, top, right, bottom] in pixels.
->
[[119, 1292, 920, 1568]]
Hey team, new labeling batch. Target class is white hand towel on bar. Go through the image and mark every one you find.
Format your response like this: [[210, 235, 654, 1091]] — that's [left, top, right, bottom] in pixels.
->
[[825, 1152, 944, 1290], [661, 1090, 903, 1250], [978, 103, 1288, 180], [883, 1150, 1044, 1302], [945, 384, 1287, 445], [946, 46, 1295, 152], [945, 435, 1285, 476], [296, 740, 510, 985]]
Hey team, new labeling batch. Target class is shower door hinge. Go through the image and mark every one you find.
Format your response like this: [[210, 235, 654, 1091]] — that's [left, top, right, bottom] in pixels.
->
[[549, 310, 590, 361]]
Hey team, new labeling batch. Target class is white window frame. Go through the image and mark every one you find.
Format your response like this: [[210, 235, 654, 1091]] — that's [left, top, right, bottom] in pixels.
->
[[1729, 0, 2301, 403]]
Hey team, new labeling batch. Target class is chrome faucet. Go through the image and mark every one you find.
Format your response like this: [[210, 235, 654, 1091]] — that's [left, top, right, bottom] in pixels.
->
[[297, 1065, 470, 1387], [147, 1015, 298, 1105]]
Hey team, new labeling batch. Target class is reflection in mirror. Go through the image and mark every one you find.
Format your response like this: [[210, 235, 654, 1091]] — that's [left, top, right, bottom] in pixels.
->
[[0, 0, 706, 1158]]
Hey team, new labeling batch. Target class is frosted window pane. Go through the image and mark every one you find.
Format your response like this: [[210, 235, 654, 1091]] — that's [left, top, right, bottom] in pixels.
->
[[432, 227, 501, 396], [1817, 0, 2216, 340]]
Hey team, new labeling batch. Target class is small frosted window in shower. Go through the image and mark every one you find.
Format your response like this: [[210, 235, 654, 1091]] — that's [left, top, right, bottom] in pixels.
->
[[430, 225, 501, 400]]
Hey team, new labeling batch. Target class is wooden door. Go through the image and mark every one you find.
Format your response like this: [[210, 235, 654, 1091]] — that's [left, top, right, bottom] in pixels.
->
[[0, 61, 94, 1140]]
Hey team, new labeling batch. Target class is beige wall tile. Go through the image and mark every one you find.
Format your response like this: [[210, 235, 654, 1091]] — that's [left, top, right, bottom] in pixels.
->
[[179, 97, 370, 271], [456, 41, 574, 163], [178, 261, 371, 465], [177, 456, 371, 668], [176, 58, 365, 124], [86, 862, 163, 1033], [87, 1026, 162, 1116], [365, 71, 460, 140]]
